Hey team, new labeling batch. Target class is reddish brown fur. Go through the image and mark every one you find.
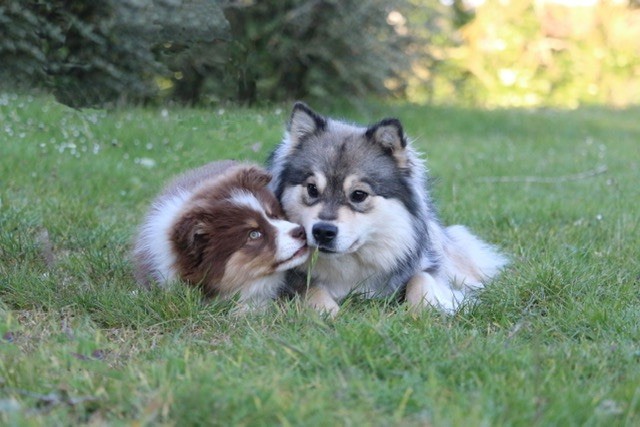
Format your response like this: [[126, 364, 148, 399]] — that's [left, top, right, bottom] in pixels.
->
[[169, 166, 286, 297]]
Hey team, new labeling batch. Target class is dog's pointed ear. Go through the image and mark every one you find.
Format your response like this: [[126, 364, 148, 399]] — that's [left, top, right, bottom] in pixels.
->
[[239, 166, 272, 191], [287, 102, 327, 147], [365, 118, 409, 168]]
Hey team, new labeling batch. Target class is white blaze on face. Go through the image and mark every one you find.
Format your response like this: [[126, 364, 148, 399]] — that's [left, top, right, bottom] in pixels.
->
[[229, 190, 266, 213], [230, 190, 308, 271], [271, 218, 308, 271]]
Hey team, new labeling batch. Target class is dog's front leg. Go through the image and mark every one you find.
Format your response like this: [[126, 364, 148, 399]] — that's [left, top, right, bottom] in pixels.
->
[[405, 272, 460, 314], [306, 285, 340, 317], [405, 272, 436, 310]]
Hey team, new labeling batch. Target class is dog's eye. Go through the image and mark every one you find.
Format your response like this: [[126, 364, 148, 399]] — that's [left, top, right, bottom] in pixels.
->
[[248, 230, 262, 240], [350, 190, 369, 203], [306, 183, 319, 198]]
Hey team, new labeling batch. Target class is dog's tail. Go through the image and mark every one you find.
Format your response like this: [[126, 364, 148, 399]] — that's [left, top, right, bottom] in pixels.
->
[[443, 225, 508, 289], [422, 225, 507, 313]]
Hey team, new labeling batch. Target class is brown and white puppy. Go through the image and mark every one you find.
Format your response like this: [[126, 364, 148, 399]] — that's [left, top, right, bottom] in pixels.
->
[[133, 160, 309, 312]]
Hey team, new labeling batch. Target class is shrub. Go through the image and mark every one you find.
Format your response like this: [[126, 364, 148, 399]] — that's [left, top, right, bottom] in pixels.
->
[[1, 0, 413, 107], [217, 0, 411, 104], [0, 0, 229, 107]]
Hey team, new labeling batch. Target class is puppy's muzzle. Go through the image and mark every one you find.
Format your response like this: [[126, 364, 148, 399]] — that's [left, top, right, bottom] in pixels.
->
[[290, 225, 306, 241], [312, 222, 338, 250]]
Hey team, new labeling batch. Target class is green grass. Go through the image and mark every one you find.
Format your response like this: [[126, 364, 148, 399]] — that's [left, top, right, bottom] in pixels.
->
[[1, 93, 639, 426]]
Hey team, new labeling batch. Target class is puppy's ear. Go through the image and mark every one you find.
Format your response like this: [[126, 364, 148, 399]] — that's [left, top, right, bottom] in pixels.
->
[[287, 102, 327, 147], [171, 214, 207, 264], [239, 167, 272, 191], [170, 213, 222, 292], [365, 118, 409, 168]]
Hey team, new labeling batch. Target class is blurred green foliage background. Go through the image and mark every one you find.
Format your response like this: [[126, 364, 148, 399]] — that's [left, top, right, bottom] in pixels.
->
[[1, 0, 638, 108]]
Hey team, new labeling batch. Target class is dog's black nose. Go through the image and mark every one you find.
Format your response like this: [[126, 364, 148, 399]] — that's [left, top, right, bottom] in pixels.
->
[[312, 222, 338, 246]]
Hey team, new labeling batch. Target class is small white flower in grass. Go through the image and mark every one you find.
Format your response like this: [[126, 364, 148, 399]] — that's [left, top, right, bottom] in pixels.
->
[[136, 157, 156, 168], [58, 142, 77, 154], [217, 108, 225, 116], [87, 113, 99, 124], [596, 214, 603, 221], [0, 397, 21, 413], [161, 109, 169, 118], [596, 399, 623, 416]]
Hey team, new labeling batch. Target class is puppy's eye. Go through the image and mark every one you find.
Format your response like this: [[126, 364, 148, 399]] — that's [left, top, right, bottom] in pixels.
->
[[248, 230, 262, 240], [350, 190, 368, 203], [307, 183, 319, 198]]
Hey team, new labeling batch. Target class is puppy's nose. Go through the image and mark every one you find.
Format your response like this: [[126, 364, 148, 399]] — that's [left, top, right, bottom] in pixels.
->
[[312, 222, 338, 245], [290, 225, 306, 241]]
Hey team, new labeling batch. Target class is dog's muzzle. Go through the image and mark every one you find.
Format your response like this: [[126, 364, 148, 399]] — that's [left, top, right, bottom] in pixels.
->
[[312, 222, 338, 251]]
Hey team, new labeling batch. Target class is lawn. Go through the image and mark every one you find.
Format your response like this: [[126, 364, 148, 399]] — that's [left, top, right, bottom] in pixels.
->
[[1, 94, 639, 426]]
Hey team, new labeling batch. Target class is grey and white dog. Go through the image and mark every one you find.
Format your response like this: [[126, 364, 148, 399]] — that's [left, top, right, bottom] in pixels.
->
[[268, 102, 507, 315]]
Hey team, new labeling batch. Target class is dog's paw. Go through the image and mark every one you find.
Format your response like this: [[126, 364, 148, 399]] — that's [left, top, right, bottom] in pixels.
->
[[306, 286, 340, 317]]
